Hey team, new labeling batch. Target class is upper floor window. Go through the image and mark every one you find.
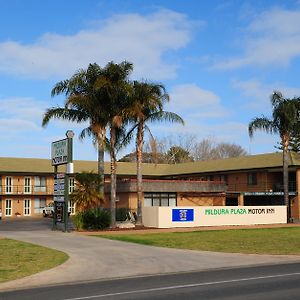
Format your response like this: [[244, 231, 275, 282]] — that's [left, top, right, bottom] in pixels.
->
[[34, 176, 46, 192], [24, 177, 31, 194], [5, 177, 13, 194], [248, 172, 257, 185], [69, 177, 75, 194], [220, 175, 228, 183]]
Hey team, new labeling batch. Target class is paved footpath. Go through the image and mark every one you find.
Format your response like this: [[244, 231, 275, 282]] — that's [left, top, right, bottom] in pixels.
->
[[1, 222, 300, 292]]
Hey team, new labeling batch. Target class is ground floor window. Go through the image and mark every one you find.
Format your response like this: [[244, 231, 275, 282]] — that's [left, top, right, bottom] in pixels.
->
[[24, 199, 31, 216], [34, 198, 46, 214], [68, 200, 76, 215], [225, 198, 238, 206], [5, 199, 12, 216], [144, 193, 177, 207], [244, 196, 284, 206]]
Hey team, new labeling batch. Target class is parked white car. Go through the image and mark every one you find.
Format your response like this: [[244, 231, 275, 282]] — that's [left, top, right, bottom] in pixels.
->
[[42, 202, 54, 217], [42, 202, 71, 217]]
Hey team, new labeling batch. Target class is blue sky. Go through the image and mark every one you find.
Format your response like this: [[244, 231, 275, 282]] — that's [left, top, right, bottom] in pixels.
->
[[1, 0, 300, 161]]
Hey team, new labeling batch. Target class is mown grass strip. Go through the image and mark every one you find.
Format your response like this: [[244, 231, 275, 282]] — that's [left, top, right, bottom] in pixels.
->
[[99, 227, 300, 255], [0, 238, 68, 283]]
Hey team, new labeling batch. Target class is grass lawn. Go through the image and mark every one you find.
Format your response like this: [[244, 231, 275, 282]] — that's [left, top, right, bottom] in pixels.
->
[[99, 227, 300, 255], [0, 238, 68, 283]]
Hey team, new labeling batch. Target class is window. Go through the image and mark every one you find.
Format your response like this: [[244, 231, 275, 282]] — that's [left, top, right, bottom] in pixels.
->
[[5, 177, 13, 194], [0, 176, 2, 192], [34, 198, 46, 214], [69, 177, 75, 194], [24, 177, 31, 194], [220, 175, 228, 183], [68, 200, 76, 215], [5, 199, 12, 216], [248, 173, 257, 185], [24, 199, 31, 216], [144, 193, 177, 207], [34, 176, 46, 192]]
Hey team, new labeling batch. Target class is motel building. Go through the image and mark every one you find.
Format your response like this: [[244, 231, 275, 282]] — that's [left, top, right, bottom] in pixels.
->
[[0, 152, 299, 227]]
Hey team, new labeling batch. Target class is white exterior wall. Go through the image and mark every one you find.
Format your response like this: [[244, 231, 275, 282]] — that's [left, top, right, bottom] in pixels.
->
[[142, 206, 287, 228]]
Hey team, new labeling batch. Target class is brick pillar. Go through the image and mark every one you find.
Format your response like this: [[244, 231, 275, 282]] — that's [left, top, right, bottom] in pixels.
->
[[238, 194, 244, 206]]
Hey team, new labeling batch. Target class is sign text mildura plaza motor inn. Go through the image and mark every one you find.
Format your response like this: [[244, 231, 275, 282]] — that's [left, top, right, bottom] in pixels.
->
[[204, 207, 276, 216], [51, 138, 68, 166], [142, 206, 287, 228]]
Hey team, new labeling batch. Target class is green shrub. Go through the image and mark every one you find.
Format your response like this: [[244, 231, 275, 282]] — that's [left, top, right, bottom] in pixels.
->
[[73, 208, 111, 230], [116, 208, 130, 221]]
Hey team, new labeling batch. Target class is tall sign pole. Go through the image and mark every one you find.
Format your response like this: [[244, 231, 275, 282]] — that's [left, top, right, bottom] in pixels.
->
[[64, 130, 74, 232], [52, 130, 74, 232]]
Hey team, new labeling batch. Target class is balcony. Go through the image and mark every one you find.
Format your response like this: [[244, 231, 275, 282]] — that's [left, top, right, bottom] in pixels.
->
[[226, 181, 296, 193], [109, 179, 227, 193], [0, 185, 54, 195]]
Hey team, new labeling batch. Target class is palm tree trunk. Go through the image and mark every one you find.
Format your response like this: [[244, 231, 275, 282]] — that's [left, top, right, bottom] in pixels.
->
[[110, 126, 117, 228], [282, 134, 291, 222], [97, 127, 106, 202], [136, 121, 144, 225]]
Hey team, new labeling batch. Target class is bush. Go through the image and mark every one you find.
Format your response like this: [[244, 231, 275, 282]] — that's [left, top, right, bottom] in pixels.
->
[[116, 208, 130, 222], [73, 208, 111, 230]]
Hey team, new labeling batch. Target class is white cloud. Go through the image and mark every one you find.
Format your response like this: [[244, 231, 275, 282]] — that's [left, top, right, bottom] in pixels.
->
[[0, 9, 192, 80], [211, 7, 300, 69], [0, 118, 41, 132], [168, 83, 229, 119], [150, 83, 243, 147], [232, 78, 300, 111], [0, 97, 47, 134], [1, 97, 46, 119]]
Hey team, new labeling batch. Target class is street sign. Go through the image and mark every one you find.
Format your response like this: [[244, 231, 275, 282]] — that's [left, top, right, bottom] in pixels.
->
[[51, 138, 68, 166], [55, 201, 64, 223], [52, 131, 74, 232], [54, 173, 65, 201]]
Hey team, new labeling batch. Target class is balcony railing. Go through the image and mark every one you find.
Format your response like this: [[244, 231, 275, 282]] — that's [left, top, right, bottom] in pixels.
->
[[110, 179, 227, 193], [0, 185, 54, 195], [226, 181, 296, 193]]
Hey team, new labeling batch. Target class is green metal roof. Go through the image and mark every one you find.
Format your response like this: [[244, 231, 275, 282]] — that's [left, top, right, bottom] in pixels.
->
[[164, 152, 300, 175], [0, 152, 299, 176]]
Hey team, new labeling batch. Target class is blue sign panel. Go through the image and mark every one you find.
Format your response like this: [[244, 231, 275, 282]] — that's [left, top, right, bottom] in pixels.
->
[[172, 209, 194, 222]]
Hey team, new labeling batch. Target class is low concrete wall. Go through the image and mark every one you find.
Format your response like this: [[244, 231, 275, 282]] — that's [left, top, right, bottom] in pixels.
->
[[142, 206, 287, 228]]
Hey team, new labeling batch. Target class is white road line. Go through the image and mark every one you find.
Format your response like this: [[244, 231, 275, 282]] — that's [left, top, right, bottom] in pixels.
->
[[63, 271, 300, 300]]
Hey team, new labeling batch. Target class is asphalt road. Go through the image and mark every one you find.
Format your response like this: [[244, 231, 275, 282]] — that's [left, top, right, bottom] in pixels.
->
[[1, 263, 300, 300]]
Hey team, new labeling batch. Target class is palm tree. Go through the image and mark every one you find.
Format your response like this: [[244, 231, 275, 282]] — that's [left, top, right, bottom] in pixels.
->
[[70, 172, 104, 212], [249, 91, 300, 222], [43, 61, 134, 228], [98, 61, 133, 228], [127, 81, 184, 225], [42, 63, 109, 199]]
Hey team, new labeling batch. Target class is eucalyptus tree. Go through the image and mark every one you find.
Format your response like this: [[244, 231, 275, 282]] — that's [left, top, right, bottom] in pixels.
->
[[42, 63, 109, 199], [248, 91, 300, 222], [127, 81, 184, 225]]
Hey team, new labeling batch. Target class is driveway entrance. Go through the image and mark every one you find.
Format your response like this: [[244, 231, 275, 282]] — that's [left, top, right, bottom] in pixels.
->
[[0, 218, 52, 232], [0, 220, 299, 292]]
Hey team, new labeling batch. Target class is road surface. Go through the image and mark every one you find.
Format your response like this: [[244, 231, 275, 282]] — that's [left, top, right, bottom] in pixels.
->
[[1, 263, 300, 299]]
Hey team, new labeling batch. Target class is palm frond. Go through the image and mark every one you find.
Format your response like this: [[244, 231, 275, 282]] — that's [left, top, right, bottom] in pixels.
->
[[148, 111, 184, 125], [79, 127, 93, 141], [248, 117, 275, 138]]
